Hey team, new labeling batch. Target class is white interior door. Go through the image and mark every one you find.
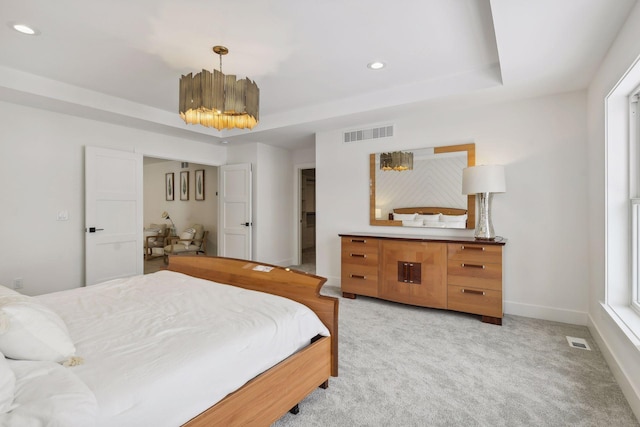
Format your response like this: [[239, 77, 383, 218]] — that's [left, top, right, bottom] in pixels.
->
[[85, 146, 143, 285], [218, 163, 252, 260]]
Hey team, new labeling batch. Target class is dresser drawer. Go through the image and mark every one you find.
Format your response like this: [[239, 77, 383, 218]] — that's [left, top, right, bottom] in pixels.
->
[[341, 265, 378, 297], [448, 243, 502, 264], [342, 236, 378, 252], [448, 285, 502, 318], [447, 261, 502, 291], [342, 237, 379, 267], [341, 237, 379, 297]]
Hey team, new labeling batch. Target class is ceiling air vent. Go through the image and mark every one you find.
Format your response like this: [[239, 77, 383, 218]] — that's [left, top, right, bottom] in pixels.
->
[[343, 125, 394, 143]]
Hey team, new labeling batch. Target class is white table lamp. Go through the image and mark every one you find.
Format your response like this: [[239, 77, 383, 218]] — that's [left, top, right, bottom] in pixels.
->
[[462, 165, 506, 240]]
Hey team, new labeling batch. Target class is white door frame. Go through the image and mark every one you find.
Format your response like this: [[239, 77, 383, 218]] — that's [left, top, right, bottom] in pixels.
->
[[136, 149, 223, 257], [292, 162, 315, 266]]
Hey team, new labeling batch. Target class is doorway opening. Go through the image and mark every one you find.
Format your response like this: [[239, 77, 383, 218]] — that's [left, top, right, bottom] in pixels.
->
[[143, 157, 219, 274], [299, 168, 316, 273]]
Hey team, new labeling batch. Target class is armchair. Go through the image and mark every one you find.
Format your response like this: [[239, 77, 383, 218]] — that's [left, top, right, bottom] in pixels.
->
[[144, 224, 171, 260], [163, 224, 208, 264]]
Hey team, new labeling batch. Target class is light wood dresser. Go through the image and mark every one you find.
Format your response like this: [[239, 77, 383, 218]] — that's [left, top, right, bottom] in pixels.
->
[[340, 232, 506, 325]]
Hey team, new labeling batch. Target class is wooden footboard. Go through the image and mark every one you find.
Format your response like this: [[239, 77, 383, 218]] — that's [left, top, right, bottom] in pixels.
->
[[168, 256, 339, 426], [183, 336, 332, 426]]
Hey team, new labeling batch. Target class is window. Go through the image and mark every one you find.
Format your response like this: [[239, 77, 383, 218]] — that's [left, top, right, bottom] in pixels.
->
[[632, 198, 640, 314], [603, 59, 640, 347], [631, 89, 640, 316]]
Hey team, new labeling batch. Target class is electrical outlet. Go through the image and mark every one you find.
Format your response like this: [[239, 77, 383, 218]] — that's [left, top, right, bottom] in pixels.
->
[[13, 278, 23, 289]]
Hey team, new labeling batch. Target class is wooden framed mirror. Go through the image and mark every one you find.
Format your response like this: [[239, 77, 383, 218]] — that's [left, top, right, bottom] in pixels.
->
[[370, 143, 476, 228]]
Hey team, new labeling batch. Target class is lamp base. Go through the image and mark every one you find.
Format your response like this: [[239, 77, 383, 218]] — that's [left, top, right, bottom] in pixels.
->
[[474, 192, 496, 240]]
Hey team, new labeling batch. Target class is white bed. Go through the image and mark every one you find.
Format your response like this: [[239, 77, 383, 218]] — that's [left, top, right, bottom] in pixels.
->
[[0, 257, 338, 426]]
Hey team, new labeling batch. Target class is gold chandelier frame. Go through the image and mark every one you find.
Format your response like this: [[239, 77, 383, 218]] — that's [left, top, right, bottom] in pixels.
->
[[380, 151, 413, 171], [179, 46, 259, 131]]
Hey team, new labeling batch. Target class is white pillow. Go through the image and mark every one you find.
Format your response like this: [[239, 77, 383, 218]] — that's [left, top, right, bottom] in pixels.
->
[[0, 352, 15, 413], [401, 220, 424, 227], [416, 213, 441, 222], [1, 360, 98, 426], [180, 229, 195, 246], [0, 285, 23, 300], [143, 229, 159, 243], [440, 214, 468, 222], [0, 286, 76, 362], [392, 213, 417, 221]]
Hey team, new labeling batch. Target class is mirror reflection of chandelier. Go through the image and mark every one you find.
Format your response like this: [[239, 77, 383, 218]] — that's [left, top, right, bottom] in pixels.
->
[[380, 151, 413, 171]]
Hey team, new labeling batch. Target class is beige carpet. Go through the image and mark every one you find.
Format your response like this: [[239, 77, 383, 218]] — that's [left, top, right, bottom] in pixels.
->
[[144, 256, 165, 274], [287, 248, 316, 275], [272, 285, 639, 427]]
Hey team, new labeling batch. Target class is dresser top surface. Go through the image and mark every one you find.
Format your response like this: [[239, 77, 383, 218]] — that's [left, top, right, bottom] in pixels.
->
[[339, 232, 507, 245]]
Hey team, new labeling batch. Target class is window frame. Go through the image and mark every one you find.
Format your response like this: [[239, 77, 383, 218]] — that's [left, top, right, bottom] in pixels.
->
[[603, 57, 640, 348], [631, 198, 640, 314], [631, 88, 640, 315]]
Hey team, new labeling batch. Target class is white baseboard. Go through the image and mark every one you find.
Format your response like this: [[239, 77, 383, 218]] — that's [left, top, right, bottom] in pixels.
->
[[324, 276, 341, 289], [588, 313, 640, 422], [503, 300, 588, 325]]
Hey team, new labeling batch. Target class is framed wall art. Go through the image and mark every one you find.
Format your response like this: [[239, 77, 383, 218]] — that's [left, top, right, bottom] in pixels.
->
[[165, 173, 174, 201], [195, 169, 205, 201], [180, 171, 189, 201]]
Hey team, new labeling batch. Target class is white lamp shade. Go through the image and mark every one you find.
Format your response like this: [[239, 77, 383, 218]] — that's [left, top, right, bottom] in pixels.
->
[[462, 165, 506, 194]]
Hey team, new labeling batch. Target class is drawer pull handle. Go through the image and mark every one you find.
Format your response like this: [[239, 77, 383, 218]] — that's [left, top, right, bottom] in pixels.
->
[[350, 274, 366, 280], [461, 245, 485, 251], [350, 253, 366, 258], [461, 263, 485, 269], [351, 239, 367, 243], [461, 289, 486, 296]]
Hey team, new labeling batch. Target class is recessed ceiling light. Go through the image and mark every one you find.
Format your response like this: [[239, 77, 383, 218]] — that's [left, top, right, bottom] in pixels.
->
[[10, 23, 39, 35], [367, 61, 386, 70]]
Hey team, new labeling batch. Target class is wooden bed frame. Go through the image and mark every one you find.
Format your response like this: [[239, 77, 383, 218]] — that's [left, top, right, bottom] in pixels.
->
[[167, 256, 339, 427]]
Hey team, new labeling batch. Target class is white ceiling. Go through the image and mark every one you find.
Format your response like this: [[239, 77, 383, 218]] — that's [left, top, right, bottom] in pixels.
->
[[0, 0, 636, 149]]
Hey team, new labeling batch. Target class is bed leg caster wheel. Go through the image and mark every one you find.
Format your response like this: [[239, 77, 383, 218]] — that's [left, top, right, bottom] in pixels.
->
[[289, 404, 300, 415]]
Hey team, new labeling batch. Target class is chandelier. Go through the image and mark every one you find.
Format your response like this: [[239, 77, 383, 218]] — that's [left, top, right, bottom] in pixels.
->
[[380, 151, 413, 171], [179, 46, 259, 131]]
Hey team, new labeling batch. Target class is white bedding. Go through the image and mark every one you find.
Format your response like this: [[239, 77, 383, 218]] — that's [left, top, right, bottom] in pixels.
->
[[32, 270, 330, 427], [2, 360, 98, 427]]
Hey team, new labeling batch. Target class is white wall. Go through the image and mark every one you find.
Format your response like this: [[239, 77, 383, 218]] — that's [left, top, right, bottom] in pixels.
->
[[292, 146, 315, 165], [316, 90, 589, 325], [587, 1, 640, 419], [255, 144, 294, 265], [0, 101, 226, 295], [143, 161, 218, 255], [227, 142, 294, 265]]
